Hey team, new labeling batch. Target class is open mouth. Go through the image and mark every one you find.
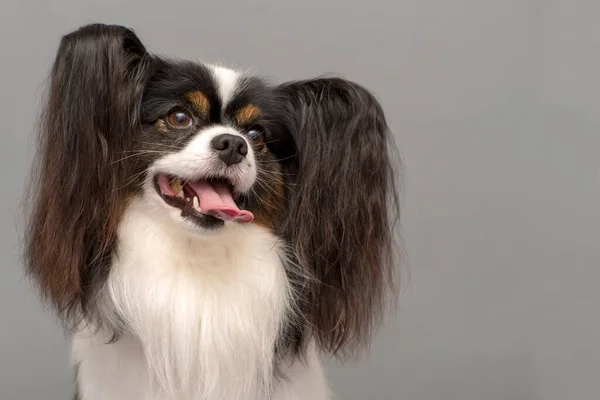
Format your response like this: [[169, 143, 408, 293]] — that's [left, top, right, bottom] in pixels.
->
[[154, 174, 254, 228]]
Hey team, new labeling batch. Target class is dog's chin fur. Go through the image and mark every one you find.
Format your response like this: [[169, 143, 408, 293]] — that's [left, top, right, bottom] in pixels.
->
[[74, 196, 293, 400]]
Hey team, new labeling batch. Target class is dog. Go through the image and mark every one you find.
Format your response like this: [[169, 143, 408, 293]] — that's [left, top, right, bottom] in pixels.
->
[[24, 23, 399, 400]]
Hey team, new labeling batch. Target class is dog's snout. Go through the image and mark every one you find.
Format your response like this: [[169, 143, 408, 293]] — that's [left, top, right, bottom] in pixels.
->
[[211, 134, 248, 166]]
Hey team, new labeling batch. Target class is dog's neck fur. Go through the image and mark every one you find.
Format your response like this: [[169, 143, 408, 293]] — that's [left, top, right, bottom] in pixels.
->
[[71, 198, 329, 400]]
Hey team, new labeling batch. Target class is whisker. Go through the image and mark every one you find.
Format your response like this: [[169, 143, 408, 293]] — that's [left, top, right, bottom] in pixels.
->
[[113, 170, 148, 192], [252, 180, 286, 207], [139, 141, 182, 150], [250, 184, 271, 207], [254, 177, 288, 201], [111, 150, 170, 164], [254, 154, 297, 163], [251, 188, 279, 211], [262, 139, 283, 145], [255, 174, 295, 192], [119, 149, 171, 155]]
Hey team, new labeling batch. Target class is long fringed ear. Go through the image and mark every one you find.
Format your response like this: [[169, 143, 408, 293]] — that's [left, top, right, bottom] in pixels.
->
[[277, 78, 400, 356], [24, 24, 150, 324]]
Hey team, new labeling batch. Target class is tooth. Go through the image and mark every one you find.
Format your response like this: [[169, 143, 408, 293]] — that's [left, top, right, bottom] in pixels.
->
[[171, 178, 182, 194], [177, 189, 185, 198], [193, 196, 202, 212]]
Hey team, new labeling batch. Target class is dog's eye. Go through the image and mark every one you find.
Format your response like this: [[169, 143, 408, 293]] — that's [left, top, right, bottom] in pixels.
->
[[166, 110, 193, 128], [247, 126, 265, 146]]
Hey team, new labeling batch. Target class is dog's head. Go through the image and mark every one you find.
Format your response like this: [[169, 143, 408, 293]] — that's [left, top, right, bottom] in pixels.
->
[[25, 24, 400, 356]]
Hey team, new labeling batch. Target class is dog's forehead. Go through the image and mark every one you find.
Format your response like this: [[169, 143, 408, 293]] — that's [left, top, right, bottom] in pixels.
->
[[206, 65, 269, 122], [141, 61, 268, 124], [208, 65, 240, 107]]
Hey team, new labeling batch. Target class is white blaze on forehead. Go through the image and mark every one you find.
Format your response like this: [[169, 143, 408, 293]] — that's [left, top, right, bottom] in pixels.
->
[[209, 65, 240, 109]]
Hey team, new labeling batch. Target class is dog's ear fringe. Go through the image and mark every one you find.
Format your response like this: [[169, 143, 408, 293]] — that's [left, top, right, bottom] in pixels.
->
[[23, 24, 151, 326], [277, 77, 401, 358]]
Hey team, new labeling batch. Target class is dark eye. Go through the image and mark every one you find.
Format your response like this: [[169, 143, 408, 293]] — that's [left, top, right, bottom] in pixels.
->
[[247, 126, 265, 146], [166, 110, 193, 128]]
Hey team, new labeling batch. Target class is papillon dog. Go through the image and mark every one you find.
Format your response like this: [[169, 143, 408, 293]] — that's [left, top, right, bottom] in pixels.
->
[[24, 23, 399, 400]]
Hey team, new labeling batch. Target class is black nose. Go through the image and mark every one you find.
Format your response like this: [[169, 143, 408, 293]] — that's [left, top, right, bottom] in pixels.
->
[[211, 134, 248, 166]]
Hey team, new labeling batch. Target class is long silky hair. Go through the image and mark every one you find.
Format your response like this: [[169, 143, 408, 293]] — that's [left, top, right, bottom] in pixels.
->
[[278, 78, 401, 357], [24, 24, 151, 326]]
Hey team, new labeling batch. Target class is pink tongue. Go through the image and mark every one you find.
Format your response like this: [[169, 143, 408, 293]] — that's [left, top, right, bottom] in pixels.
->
[[187, 181, 254, 223]]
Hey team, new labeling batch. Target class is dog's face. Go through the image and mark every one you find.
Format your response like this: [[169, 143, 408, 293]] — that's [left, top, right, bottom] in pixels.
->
[[130, 61, 294, 233]]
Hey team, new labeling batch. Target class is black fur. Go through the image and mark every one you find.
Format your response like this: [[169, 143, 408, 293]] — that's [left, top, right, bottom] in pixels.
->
[[277, 78, 399, 356]]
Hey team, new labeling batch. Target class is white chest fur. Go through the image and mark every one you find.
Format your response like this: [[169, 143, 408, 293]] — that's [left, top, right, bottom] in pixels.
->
[[72, 200, 329, 400]]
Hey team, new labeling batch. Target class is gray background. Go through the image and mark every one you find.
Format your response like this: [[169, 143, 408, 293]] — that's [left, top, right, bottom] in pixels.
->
[[2, 0, 599, 399]]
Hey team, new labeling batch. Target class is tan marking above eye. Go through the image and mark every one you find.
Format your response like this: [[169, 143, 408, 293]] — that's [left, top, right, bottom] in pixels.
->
[[236, 104, 261, 125], [186, 91, 210, 118]]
